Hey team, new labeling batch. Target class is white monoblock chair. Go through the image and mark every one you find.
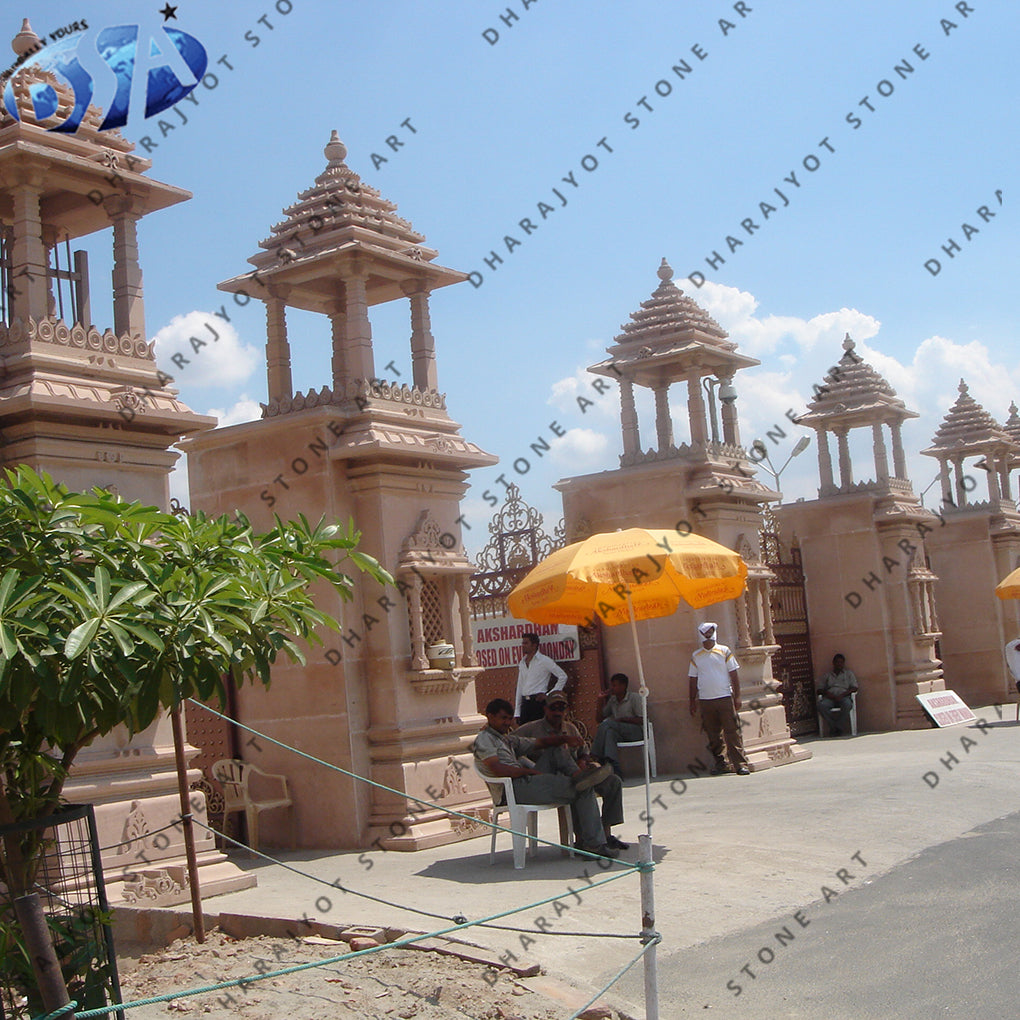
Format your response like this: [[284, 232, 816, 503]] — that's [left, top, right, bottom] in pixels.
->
[[817, 695, 858, 736], [473, 761, 573, 869], [616, 720, 658, 778]]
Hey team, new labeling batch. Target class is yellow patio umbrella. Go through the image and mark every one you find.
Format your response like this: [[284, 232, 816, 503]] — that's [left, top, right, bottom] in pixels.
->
[[995, 566, 1020, 599], [507, 527, 748, 627]]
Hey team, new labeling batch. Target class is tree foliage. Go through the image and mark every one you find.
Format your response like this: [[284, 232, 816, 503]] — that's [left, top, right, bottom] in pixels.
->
[[0, 465, 391, 891]]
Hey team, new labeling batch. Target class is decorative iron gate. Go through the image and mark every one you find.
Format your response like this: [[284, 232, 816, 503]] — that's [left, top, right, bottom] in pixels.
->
[[761, 514, 818, 736], [469, 485, 605, 734]]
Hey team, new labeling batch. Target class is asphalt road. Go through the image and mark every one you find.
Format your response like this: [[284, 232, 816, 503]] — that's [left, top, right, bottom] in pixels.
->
[[625, 809, 1020, 1019]]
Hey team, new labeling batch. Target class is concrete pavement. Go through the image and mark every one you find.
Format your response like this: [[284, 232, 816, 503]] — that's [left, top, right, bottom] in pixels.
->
[[191, 705, 1020, 1017]]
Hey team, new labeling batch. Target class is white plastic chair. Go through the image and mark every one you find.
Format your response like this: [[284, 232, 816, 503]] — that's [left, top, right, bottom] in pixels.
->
[[212, 758, 295, 855], [617, 720, 658, 778], [817, 696, 858, 736], [472, 761, 573, 869]]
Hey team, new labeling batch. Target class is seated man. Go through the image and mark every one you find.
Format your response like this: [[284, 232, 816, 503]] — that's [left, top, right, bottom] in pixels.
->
[[516, 691, 628, 851], [472, 698, 618, 859], [817, 653, 858, 736], [1005, 638, 1020, 697], [591, 673, 645, 777]]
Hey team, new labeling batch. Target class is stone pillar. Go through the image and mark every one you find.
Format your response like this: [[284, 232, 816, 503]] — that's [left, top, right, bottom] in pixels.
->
[[953, 457, 968, 507], [8, 178, 48, 322], [344, 264, 375, 383], [735, 589, 751, 648], [872, 422, 890, 481], [402, 282, 438, 392], [457, 576, 475, 667], [987, 456, 1002, 504], [721, 380, 740, 446], [687, 376, 708, 447], [265, 297, 292, 404], [407, 574, 428, 670], [999, 455, 1012, 502], [109, 199, 145, 338], [620, 378, 640, 459], [816, 428, 835, 492], [938, 457, 952, 506], [835, 427, 853, 489], [329, 304, 348, 396], [761, 581, 775, 645], [653, 383, 673, 452], [890, 422, 907, 480]]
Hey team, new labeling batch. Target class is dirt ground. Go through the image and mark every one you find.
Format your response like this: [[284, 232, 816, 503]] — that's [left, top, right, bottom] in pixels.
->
[[117, 930, 624, 1020]]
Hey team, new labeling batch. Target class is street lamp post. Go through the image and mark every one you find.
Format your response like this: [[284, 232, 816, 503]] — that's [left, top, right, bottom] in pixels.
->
[[751, 435, 811, 498]]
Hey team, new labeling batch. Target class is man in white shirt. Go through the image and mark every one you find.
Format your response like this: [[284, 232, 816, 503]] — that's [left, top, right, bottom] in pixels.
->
[[688, 621, 751, 776], [514, 632, 568, 724]]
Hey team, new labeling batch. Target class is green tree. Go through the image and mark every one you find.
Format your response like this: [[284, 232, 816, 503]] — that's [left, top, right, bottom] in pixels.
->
[[0, 465, 390, 1009]]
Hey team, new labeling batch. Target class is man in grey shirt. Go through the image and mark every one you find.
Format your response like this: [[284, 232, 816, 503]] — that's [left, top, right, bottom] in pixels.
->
[[817, 653, 858, 737], [591, 673, 644, 777], [473, 698, 618, 858]]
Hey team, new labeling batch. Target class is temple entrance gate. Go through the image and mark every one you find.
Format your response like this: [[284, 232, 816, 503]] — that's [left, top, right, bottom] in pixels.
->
[[761, 516, 818, 736], [469, 485, 605, 736]]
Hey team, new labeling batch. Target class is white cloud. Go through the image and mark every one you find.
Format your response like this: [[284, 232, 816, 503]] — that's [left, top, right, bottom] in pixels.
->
[[549, 427, 611, 470], [205, 395, 263, 427], [547, 365, 620, 422], [152, 311, 260, 388], [690, 280, 881, 357]]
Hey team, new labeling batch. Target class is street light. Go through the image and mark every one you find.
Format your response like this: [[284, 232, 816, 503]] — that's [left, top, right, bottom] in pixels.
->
[[751, 435, 811, 496]]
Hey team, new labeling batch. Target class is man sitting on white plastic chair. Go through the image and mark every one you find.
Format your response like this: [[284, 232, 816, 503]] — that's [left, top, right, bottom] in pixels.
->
[[472, 698, 618, 860], [592, 673, 645, 778], [817, 653, 858, 737]]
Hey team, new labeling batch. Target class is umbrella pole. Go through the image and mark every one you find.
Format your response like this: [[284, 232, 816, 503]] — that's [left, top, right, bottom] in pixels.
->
[[625, 592, 660, 1020]]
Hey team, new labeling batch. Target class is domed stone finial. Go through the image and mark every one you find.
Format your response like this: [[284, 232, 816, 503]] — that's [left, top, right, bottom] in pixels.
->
[[324, 130, 347, 165], [657, 258, 673, 283], [842, 332, 855, 352], [959, 379, 969, 395], [12, 18, 40, 57], [1009, 401, 1019, 418]]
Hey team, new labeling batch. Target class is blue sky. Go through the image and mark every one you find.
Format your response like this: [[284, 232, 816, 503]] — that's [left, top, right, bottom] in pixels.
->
[[12, 0, 1017, 554]]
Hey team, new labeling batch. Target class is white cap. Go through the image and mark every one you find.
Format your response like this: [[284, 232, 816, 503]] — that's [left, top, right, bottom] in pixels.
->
[[698, 621, 717, 638]]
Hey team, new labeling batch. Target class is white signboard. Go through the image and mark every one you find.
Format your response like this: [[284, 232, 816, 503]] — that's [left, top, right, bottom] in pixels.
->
[[471, 617, 580, 669], [916, 691, 976, 728]]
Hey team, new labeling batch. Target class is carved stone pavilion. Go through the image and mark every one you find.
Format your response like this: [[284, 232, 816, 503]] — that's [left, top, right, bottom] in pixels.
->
[[185, 132, 497, 850], [0, 19, 250, 905], [557, 259, 810, 772], [776, 335, 946, 730], [920, 381, 1020, 705]]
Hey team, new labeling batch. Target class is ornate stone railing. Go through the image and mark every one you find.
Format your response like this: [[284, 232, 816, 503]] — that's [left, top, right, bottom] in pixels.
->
[[262, 379, 447, 418], [0, 315, 154, 361]]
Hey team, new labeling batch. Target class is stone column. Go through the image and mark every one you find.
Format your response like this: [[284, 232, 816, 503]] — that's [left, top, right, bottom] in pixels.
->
[[265, 296, 292, 403], [872, 422, 890, 481], [816, 428, 835, 492], [890, 422, 907, 480], [457, 576, 475, 667], [953, 457, 968, 507], [721, 378, 740, 446], [999, 455, 1012, 501], [735, 590, 751, 648], [938, 457, 952, 507], [835, 427, 853, 489], [8, 178, 48, 322], [407, 574, 428, 670], [653, 383, 673, 452], [687, 376, 708, 447], [620, 378, 640, 459], [401, 282, 438, 392], [329, 304, 348, 396], [761, 581, 775, 645], [987, 454, 1002, 504], [344, 263, 375, 383], [108, 198, 145, 338]]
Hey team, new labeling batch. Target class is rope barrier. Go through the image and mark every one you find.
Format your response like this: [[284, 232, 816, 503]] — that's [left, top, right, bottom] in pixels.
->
[[96, 820, 181, 855], [53, 867, 639, 1020], [189, 699, 641, 870], [565, 935, 662, 1020], [32, 1004, 78, 1020], [193, 817, 642, 940]]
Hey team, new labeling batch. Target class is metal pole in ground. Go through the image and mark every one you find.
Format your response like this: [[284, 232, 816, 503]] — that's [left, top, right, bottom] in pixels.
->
[[638, 833, 660, 1020], [171, 703, 206, 943]]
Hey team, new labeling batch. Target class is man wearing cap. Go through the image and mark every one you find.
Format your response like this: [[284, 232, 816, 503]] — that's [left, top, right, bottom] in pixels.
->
[[514, 632, 569, 724], [816, 653, 858, 737], [473, 698, 618, 858], [688, 621, 751, 775], [516, 691, 629, 851]]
